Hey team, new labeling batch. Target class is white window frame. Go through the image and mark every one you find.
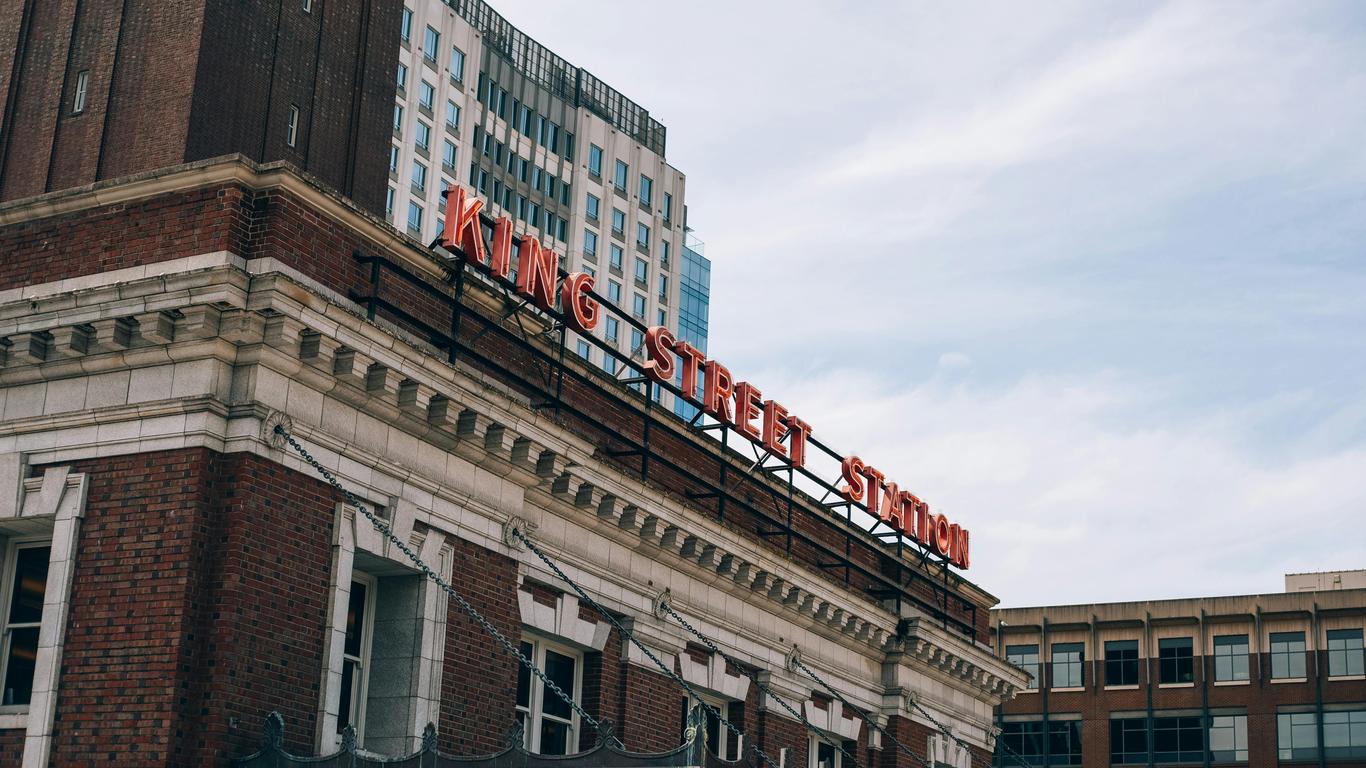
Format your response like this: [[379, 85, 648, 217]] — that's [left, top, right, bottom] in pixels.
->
[[286, 104, 300, 147], [338, 571, 377, 743], [0, 538, 49, 713], [692, 692, 742, 760], [809, 733, 850, 768], [72, 71, 89, 115], [516, 635, 582, 755]]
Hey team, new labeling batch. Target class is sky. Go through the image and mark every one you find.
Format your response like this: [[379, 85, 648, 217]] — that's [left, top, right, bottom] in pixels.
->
[[491, 0, 1366, 607]]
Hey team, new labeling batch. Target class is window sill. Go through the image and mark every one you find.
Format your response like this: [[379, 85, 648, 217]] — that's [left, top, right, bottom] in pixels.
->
[[1104, 684, 1140, 691], [1158, 682, 1195, 688], [1328, 674, 1365, 681], [1270, 677, 1307, 684], [1213, 679, 1250, 686], [0, 711, 28, 729], [1050, 686, 1085, 693], [1015, 688, 1039, 695]]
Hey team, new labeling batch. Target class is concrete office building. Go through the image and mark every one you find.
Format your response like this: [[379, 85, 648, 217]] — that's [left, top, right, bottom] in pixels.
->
[[991, 573, 1366, 767], [387, 0, 688, 395]]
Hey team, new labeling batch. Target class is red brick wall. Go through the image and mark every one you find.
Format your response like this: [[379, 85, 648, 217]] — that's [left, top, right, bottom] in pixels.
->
[[436, 536, 521, 755], [34, 448, 339, 766], [0, 0, 397, 216], [0, 729, 24, 766]]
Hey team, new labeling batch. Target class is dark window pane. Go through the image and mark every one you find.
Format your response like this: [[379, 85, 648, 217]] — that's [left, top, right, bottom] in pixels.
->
[[541, 649, 576, 720], [343, 581, 367, 657], [8, 547, 49, 624], [540, 719, 570, 755], [337, 659, 355, 733], [2, 626, 38, 706], [517, 641, 533, 708]]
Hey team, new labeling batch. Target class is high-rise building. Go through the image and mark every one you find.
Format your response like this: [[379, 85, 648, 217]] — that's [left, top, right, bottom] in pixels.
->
[[674, 232, 711, 420], [990, 572, 1366, 766], [0, 0, 400, 216], [387, 0, 686, 391]]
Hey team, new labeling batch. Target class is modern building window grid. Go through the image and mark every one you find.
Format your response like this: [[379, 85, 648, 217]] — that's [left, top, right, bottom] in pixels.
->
[[1270, 631, 1307, 679], [1158, 636, 1194, 684], [1103, 639, 1138, 686], [1213, 633, 1250, 681]]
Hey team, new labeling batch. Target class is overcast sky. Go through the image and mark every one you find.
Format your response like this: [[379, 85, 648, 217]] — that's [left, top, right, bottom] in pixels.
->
[[493, 0, 1366, 607]]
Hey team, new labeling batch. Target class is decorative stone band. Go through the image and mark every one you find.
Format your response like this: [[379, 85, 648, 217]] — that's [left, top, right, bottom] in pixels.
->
[[0, 260, 1023, 708]]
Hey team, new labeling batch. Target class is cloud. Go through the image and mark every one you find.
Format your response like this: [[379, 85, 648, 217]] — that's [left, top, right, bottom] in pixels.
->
[[750, 365, 1366, 606]]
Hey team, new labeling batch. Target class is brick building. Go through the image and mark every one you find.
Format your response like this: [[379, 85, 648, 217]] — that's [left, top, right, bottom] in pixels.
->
[[990, 577, 1366, 767], [0, 0, 399, 216], [0, 154, 1024, 766]]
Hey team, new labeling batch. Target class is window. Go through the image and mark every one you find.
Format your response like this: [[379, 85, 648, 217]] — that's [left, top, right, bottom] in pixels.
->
[[682, 696, 743, 760], [1213, 634, 1249, 682], [286, 104, 300, 147], [604, 356, 617, 375], [337, 574, 376, 739], [1159, 637, 1194, 684], [639, 174, 652, 206], [808, 735, 857, 768], [386, 187, 395, 217], [656, 308, 667, 326], [995, 721, 1080, 767], [1110, 718, 1147, 765], [1209, 714, 1248, 762], [442, 140, 456, 170], [1153, 716, 1204, 763], [418, 81, 434, 110], [407, 201, 423, 233], [415, 120, 431, 151], [397, 62, 408, 91], [576, 340, 591, 361], [411, 160, 427, 192], [631, 294, 646, 319], [607, 281, 621, 304], [611, 208, 625, 235], [661, 240, 670, 268], [658, 274, 669, 299], [636, 223, 650, 250], [613, 159, 628, 192], [1006, 644, 1040, 690], [1270, 631, 1306, 679], [400, 6, 412, 42], [610, 245, 623, 271], [515, 637, 580, 755], [303, 0, 311, 11], [72, 70, 89, 114], [562, 131, 574, 161], [1327, 629, 1364, 677], [586, 194, 600, 221], [423, 25, 439, 62], [634, 257, 648, 283], [389, 144, 399, 173], [1052, 642, 1084, 688], [662, 192, 673, 223], [1104, 639, 1138, 686], [1278, 712, 1318, 760], [446, 100, 460, 130], [583, 230, 598, 258], [450, 46, 465, 82], [605, 317, 619, 343], [1324, 709, 1366, 759], [393, 104, 404, 133], [1, 542, 50, 708], [588, 144, 603, 177], [630, 328, 643, 353]]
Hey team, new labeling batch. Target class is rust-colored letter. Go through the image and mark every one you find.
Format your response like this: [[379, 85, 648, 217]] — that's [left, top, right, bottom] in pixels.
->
[[860, 465, 886, 517], [785, 414, 812, 468], [761, 400, 790, 458], [702, 360, 735, 424], [561, 272, 599, 334], [515, 235, 557, 312], [643, 326, 677, 383], [440, 186, 486, 265], [490, 217, 514, 279], [840, 456, 866, 502], [674, 341, 706, 401], [733, 382, 763, 441]]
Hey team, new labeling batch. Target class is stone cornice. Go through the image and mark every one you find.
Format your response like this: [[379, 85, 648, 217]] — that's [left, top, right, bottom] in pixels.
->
[[0, 255, 1021, 721]]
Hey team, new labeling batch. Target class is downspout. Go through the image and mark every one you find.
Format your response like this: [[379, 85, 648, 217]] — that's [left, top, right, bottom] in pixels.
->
[[1145, 611, 1154, 768], [1041, 617, 1050, 768], [1314, 603, 1326, 768], [1200, 609, 1210, 768]]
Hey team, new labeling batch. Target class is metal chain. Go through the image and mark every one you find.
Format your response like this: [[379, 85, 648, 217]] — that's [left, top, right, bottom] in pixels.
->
[[657, 600, 868, 768], [511, 528, 780, 768], [788, 655, 934, 768], [276, 426, 619, 749], [905, 697, 1032, 768]]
